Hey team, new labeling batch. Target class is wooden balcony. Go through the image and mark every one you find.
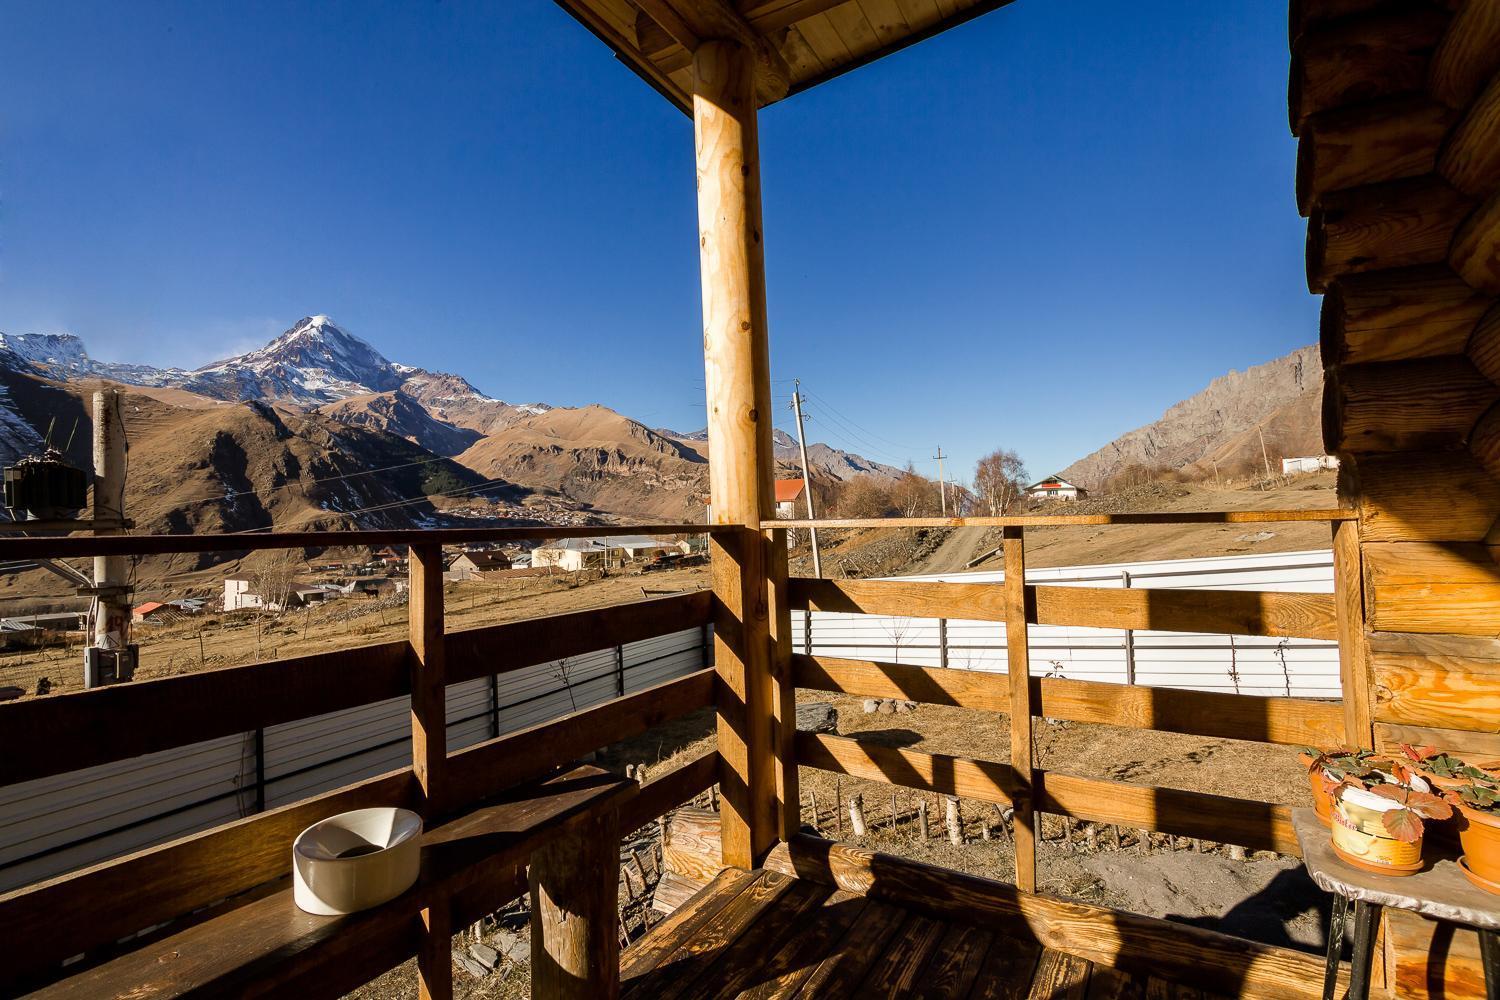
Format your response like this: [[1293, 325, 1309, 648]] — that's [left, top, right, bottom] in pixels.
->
[[0, 507, 1401, 999]]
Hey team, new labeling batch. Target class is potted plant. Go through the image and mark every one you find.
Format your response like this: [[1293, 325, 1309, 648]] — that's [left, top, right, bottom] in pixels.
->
[[1326, 762, 1452, 876], [1298, 747, 1376, 826], [1398, 745, 1498, 792], [1452, 781, 1500, 895]]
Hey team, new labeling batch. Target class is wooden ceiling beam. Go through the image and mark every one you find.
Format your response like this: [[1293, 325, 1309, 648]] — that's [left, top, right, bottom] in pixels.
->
[[638, 0, 850, 76], [634, 0, 793, 103]]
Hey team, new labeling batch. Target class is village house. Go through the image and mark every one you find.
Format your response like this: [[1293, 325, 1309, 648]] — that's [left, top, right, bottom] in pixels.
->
[[773, 478, 805, 517], [223, 579, 346, 612], [445, 550, 512, 582], [1026, 475, 1087, 501], [130, 602, 169, 624]]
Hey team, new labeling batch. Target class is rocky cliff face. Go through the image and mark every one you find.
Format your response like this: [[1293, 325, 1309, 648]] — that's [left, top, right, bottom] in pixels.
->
[[1060, 346, 1323, 489]]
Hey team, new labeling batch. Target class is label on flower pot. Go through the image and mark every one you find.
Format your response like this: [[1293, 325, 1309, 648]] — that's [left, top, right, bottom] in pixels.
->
[[1331, 799, 1422, 872]]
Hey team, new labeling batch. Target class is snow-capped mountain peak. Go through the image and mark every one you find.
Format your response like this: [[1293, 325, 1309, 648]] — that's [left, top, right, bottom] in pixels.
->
[[185, 316, 407, 404]]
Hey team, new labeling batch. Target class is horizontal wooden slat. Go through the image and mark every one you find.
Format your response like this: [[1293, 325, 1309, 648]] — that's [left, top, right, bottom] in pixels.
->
[[1031, 584, 1339, 641], [1035, 675, 1344, 747], [1034, 771, 1299, 856], [0, 767, 418, 985], [789, 579, 1338, 640], [1371, 629, 1500, 732], [794, 655, 1011, 712], [0, 591, 711, 787], [794, 655, 1344, 746], [763, 836, 1338, 1000], [791, 578, 1006, 621], [795, 732, 1019, 804], [445, 589, 709, 684], [0, 641, 407, 787], [618, 750, 720, 836], [446, 669, 716, 807], [1373, 722, 1500, 758], [0, 523, 724, 560], [1362, 541, 1500, 635], [764, 509, 1354, 530]]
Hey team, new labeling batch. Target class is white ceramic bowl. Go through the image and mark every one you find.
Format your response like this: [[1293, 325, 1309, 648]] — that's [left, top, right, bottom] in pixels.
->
[[292, 807, 423, 915]]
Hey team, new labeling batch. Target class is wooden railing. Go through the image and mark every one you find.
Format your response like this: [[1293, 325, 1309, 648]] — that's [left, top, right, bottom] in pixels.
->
[[761, 509, 1368, 893], [0, 523, 726, 998]]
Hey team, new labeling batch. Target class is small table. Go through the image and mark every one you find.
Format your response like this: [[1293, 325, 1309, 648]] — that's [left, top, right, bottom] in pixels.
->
[[1292, 808, 1500, 1000]]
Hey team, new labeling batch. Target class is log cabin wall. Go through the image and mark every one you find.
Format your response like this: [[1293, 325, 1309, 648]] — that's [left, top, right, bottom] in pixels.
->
[[1294, 0, 1500, 756]]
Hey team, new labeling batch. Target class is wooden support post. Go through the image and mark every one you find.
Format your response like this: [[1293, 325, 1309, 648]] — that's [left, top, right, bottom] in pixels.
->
[[768, 527, 800, 842], [1003, 526, 1038, 892], [529, 812, 621, 1000], [409, 543, 449, 1000], [695, 37, 779, 869], [918, 800, 929, 840], [409, 544, 446, 815], [1331, 520, 1374, 748], [945, 795, 963, 846], [417, 898, 452, 1000]]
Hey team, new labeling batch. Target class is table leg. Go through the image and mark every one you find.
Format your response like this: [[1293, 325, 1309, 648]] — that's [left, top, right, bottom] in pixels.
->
[[1323, 894, 1348, 1000], [1347, 901, 1381, 1000], [1480, 928, 1498, 1000]]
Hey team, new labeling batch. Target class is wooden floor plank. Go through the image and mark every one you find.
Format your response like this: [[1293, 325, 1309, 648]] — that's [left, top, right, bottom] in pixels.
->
[[1145, 977, 1200, 1000], [911, 923, 993, 1000], [622, 868, 757, 984], [736, 890, 869, 1000], [687, 878, 833, 1000], [852, 912, 948, 995], [1029, 949, 1091, 1000], [795, 898, 907, 997], [624, 870, 800, 1000], [1087, 965, 1150, 999], [967, 934, 1044, 1000]]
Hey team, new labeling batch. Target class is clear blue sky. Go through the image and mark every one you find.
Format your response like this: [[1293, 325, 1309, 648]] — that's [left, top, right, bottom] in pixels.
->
[[1, 1, 1317, 481]]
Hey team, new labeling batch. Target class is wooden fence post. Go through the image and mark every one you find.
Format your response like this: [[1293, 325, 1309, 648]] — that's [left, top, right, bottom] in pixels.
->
[[1332, 519, 1374, 748], [1004, 526, 1038, 892], [530, 811, 621, 1000], [768, 527, 800, 841], [694, 37, 779, 869], [409, 543, 449, 1000]]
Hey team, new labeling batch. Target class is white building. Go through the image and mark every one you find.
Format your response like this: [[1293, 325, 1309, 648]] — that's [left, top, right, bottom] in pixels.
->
[[531, 536, 687, 572], [1281, 455, 1340, 475], [1026, 475, 1087, 501]]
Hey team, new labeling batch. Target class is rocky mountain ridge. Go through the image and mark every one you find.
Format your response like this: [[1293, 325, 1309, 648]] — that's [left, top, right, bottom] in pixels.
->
[[1060, 345, 1324, 489]]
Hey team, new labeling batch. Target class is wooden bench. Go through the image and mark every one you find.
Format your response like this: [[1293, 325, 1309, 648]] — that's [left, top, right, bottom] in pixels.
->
[[27, 764, 636, 999]]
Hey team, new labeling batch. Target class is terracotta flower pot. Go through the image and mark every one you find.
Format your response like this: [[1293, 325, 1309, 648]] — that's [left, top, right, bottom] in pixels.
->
[[1299, 752, 1333, 827], [1456, 802, 1500, 895], [1330, 787, 1424, 876]]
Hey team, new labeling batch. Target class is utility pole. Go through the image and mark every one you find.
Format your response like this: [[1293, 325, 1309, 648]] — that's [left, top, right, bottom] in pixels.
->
[[789, 381, 822, 578], [1257, 426, 1272, 480], [933, 447, 947, 516], [86, 388, 134, 688]]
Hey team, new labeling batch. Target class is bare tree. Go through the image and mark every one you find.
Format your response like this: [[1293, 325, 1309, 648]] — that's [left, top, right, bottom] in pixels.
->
[[973, 449, 1029, 515], [889, 463, 939, 517], [248, 550, 302, 614]]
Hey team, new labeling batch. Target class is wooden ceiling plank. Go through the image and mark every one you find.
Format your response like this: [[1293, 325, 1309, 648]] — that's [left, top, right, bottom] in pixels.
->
[[855, 0, 915, 48], [793, 10, 856, 66], [893, 0, 948, 33], [825, 2, 885, 60]]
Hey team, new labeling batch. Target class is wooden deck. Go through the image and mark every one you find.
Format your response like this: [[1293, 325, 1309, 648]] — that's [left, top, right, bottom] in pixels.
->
[[623, 868, 1236, 1000]]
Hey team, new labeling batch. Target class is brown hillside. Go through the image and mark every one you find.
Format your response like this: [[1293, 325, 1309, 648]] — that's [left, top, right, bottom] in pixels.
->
[[454, 404, 709, 520]]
